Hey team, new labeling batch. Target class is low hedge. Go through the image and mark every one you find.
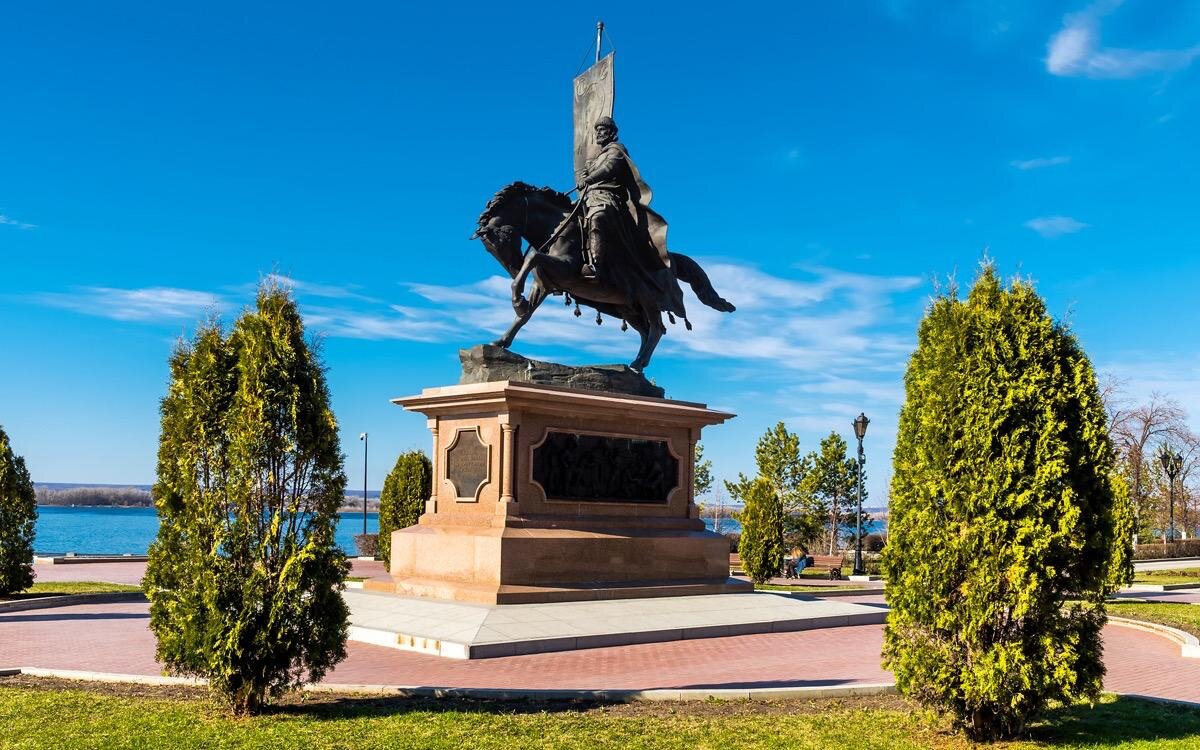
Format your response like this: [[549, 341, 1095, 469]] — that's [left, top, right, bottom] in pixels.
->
[[1134, 540, 1200, 560]]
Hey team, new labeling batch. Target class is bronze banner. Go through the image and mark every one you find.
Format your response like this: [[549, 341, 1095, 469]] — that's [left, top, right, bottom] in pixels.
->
[[572, 52, 615, 185]]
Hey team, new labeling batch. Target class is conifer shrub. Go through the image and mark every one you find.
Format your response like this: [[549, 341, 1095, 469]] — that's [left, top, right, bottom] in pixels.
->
[[0, 425, 36, 595], [737, 477, 784, 584], [882, 266, 1133, 740], [377, 450, 431, 567], [145, 286, 349, 715]]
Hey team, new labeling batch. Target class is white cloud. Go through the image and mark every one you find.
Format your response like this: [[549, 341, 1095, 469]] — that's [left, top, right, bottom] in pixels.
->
[[262, 273, 381, 303], [27, 264, 926, 387], [37, 287, 222, 322], [1024, 215, 1089, 238], [0, 213, 36, 230], [1010, 156, 1071, 170], [1047, 1, 1200, 79]]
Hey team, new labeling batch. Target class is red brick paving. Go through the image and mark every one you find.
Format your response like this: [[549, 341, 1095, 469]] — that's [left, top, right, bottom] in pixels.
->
[[3, 599, 1199, 701], [30, 558, 387, 587], [31, 561, 147, 586]]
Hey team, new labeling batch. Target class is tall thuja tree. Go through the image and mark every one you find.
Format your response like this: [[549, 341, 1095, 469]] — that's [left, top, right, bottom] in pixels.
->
[[146, 286, 350, 715], [882, 266, 1133, 741], [726, 422, 822, 549], [0, 425, 37, 595], [737, 477, 783, 584], [800, 432, 859, 555], [377, 450, 431, 567]]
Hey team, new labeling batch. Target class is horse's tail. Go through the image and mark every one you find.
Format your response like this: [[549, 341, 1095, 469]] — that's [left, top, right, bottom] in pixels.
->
[[669, 253, 735, 313]]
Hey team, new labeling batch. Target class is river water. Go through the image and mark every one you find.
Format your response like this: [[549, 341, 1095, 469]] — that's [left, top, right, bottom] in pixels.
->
[[34, 506, 742, 556], [34, 506, 380, 556]]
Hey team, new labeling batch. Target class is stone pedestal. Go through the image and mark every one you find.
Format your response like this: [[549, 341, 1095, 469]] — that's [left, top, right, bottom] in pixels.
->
[[368, 380, 750, 604]]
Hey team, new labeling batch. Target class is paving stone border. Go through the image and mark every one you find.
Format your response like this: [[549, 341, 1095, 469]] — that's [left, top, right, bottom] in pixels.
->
[[1109, 616, 1200, 659], [1123, 583, 1200, 592], [0, 592, 147, 614], [0, 666, 898, 701]]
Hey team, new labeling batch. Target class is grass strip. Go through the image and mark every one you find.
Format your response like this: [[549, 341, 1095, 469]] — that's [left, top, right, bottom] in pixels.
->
[[755, 584, 866, 593], [1, 680, 1200, 749], [1132, 569, 1200, 586], [1107, 600, 1200, 639], [0, 581, 143, 601]]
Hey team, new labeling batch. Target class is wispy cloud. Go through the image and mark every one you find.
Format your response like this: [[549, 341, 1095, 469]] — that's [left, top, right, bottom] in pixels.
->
[[1024, 215, 1089, 238], [1047, 1, 1200, 79], [261, 273, 382, 303], [0, 213, 36, 230], [37, 287, 222, 322], [27, 264, 927, 393], [1011, 155, 1070, 170]]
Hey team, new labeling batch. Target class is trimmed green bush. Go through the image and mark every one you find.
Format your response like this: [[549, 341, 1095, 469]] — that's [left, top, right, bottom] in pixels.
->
[[378, 450, 431, 567], [882, 266, 1133, 741], [737, 477, 784, 584], [145, 286, 349, 715], [0, 425, 36, 595]]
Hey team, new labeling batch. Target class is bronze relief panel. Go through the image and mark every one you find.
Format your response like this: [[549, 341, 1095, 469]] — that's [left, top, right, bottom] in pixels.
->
[[531, 430, 678, 504], [445, 427, 490, 501]]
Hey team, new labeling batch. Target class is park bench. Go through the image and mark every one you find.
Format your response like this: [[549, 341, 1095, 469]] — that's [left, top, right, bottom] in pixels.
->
[[731, 553, 847, 580], [805, 555, 846, 580]]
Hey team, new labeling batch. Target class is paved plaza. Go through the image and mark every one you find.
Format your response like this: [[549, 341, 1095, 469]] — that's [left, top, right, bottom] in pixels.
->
[[1, 599, 1196, 700], [345, 588, 886, 658], [5, 559, 1200, 703]]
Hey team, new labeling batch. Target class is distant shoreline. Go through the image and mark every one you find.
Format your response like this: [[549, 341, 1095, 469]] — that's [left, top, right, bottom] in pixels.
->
[[38, 504, 381, 514]]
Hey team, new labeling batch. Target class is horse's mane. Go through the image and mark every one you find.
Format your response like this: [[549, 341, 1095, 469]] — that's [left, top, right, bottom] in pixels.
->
[[477, 181, 573, 229]]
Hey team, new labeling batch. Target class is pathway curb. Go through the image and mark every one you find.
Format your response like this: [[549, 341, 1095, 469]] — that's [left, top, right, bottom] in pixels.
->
[[1109, 616, 1200, 658], [0, 667, 898, 702], [0, 591, 146, 614]]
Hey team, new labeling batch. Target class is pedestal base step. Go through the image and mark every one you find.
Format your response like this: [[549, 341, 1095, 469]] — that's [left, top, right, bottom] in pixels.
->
[[364, 575, 752, 604], [345, 589, 886, 659]]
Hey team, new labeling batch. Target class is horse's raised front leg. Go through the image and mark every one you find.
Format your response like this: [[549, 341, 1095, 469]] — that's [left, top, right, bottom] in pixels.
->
[[629, 316, 664, 373], [493, 280, 548, 349], [510, 248, 542, 317]]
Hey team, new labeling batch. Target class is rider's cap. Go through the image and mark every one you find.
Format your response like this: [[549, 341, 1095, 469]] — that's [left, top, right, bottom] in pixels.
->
[[594, 116, 617, 130]]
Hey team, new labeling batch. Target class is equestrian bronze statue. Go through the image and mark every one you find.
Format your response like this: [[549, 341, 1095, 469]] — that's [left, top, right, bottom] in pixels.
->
[[473, 116, 735, 372]]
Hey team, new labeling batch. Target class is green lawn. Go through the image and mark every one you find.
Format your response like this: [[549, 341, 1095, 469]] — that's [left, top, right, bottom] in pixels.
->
[[755, 583, 865, 593], [0, 581, 142, 601], [2, 681, 1200, 749], [1108, 600, 1200, 639], [1131, 569, 1200, 586]]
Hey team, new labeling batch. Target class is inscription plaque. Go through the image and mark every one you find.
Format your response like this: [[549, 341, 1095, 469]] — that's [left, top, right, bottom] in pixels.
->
[[445, 428, 489, 500], [532, 431, 678, 504]]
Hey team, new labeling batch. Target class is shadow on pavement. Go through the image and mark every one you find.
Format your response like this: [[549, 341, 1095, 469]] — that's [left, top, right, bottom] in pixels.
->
[[670, 678, 856, 689], [0, 612, 149, 624]]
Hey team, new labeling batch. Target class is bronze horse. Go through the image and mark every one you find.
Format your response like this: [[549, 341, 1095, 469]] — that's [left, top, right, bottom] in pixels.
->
[[473, 182, 735, 372]]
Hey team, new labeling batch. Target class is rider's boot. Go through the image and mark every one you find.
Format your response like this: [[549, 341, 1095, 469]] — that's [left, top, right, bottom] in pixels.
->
[[583, 229, 604, 280]]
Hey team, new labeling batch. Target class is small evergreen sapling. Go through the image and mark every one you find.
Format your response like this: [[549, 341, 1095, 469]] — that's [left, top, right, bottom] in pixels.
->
[[882, 266, 1133, 740], [377, 450, 432, 567], [737, 477, 784, 584], [0, 425, 36, 595], [145, 287, 349, 715]]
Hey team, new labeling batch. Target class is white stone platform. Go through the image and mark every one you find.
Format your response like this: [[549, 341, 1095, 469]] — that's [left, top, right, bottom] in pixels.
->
[[345, 589, 886, 659]]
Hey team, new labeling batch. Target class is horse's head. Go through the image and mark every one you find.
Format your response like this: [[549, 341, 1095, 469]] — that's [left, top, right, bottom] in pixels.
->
[[474, 182, 574, 277]]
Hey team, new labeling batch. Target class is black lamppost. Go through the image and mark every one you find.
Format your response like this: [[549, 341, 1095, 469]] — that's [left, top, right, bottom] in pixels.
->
[[1159, 445, 1183, 543], [359, 432, 369, 536], [852, 412, 870, 576]]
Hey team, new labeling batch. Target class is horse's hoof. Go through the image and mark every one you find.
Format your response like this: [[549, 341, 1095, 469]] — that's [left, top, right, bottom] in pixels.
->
[[490, 340, 511, 349]]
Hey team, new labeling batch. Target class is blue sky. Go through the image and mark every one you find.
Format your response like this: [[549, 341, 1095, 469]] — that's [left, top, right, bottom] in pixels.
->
[[2, 1, 1198, 504]]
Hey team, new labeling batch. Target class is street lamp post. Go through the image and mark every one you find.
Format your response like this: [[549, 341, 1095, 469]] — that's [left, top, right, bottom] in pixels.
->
[[852, 412, 870, 576], [359, 432, 368, 536], [1159, 445, 1183, 544]]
